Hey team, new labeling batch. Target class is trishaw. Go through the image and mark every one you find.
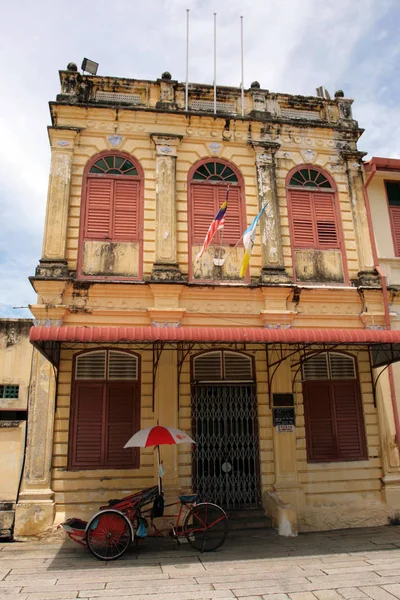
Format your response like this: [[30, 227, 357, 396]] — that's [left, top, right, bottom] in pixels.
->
[[61, 426, 228, 560]]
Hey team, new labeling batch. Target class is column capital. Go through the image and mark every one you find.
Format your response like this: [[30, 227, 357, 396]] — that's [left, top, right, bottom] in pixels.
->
[[250, 140, 281, 165], [150, 133, 183, 157], [340, 149, 367, 165], [47, 126, 83, 149]]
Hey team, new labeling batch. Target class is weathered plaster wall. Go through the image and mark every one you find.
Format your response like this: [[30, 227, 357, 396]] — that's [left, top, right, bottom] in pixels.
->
[[0, 319, 32, 411], [0, 422, 26, 502]]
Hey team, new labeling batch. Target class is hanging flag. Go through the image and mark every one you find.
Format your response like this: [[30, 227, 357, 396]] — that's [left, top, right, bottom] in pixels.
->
[[196, 188, 229, 260], [239, 203, 268, 278]]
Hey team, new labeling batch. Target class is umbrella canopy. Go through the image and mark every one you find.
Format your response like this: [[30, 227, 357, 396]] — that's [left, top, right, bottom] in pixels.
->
[[124, 425, 195, 448]]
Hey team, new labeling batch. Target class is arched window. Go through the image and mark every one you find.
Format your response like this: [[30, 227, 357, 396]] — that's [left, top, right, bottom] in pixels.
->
[[69, 349, 140, 470], [189, 160, 244, 247], [287, 166, 340, 249], [302, 352, 367, 462], [78, 151, 143, 279]]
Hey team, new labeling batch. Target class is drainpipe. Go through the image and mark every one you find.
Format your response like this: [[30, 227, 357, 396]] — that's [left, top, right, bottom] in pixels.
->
[[363, 164, 400, 448]]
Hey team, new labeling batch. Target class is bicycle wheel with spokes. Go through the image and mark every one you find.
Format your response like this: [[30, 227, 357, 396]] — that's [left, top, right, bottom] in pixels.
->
[[86, 509, 132, 560], [183, 503, 228, 552]]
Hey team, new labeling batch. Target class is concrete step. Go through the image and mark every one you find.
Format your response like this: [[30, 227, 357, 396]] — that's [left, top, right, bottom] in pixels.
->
[[226, 508, 272, 530]]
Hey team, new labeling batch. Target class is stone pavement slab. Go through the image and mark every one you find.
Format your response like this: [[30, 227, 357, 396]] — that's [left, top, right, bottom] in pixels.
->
[[0, 526, 400, 600]]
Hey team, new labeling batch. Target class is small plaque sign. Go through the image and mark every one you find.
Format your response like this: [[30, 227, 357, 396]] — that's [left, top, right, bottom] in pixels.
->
[[273, 406, 295, 432]]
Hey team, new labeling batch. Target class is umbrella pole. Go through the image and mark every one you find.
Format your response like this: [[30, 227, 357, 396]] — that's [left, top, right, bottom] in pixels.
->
[[157, 445, 163, 494]]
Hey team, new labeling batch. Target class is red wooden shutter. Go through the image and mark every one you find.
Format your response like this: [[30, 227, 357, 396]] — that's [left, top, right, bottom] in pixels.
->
[[72, 383, 105, 468], [314, 192, 339, 248], [389, 205, 400, 256], [219, 186, 242, 245], [289, 190, 315, 247], [333, 382, 367, 460], [304, 382, 337, 461], [85, 179, 112, 239], [106, 383, 139, 468], [191, 184, 216, 243], [113, 180, 139, 240]]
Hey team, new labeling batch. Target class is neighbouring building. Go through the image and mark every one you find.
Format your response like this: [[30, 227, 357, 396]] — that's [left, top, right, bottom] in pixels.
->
[[14, 65, 400, 537], [363, 157, 400, 501], [0, 319, 32, 538]]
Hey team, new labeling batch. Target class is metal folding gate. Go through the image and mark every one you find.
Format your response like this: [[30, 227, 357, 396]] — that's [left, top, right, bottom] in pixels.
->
[[191, 383, 262, 510]]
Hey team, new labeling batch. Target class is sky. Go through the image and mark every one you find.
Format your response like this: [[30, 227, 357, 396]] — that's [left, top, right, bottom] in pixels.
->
[[0, 0, 399, 319]]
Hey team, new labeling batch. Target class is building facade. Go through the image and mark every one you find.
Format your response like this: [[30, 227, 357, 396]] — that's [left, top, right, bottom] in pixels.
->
[[14, 66, 400, 536]]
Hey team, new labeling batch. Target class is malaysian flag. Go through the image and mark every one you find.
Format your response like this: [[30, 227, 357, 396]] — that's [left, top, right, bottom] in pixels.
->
[[196, 189, 229, 260]]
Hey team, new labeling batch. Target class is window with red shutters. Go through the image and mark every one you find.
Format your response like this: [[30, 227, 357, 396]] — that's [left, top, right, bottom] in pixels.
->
[[69, 350, 140, 470], [190, 160, 243, 247], [83, 155, 140, 242], [302, 352, 367, 462], [386, 181, 400, 256], [288, 167, 340, 250]]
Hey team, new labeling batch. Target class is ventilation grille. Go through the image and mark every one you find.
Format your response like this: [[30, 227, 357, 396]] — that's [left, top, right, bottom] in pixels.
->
[[108, 351, 138, 380], [329, 354, 356, 379], [193, 351, 253, 382], [193, 352, 222, 381], [96, 91, 142, 104], [303, 353, 356, 380], [281, 108, 321, 121], [76, 351, 106, 380], [190, 100, 236, 114], [224, 352, 253, 381], [303, 354, 329, 380]]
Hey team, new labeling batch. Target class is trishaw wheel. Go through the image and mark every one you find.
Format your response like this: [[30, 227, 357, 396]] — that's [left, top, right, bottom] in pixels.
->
[[86, 510, 131, 560], [183, 503, 228, 552]]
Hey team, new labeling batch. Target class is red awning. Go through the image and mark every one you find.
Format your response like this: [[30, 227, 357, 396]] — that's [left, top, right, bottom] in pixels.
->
[[30, 325, 400, 345]]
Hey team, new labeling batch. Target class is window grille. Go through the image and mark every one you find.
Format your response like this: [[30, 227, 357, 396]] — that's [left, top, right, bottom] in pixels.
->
[[190, 100, 236, 114], [89, 155, 138, 176], [289, 168, 332, 189], [281, 108, 321, 121], [96, 91, 142, 105], [0, 385, 19, 399]]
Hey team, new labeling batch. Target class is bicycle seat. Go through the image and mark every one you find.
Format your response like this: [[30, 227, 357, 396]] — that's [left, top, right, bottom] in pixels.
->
[[107, 499, 123, 507], [179, 494, 197, 505]]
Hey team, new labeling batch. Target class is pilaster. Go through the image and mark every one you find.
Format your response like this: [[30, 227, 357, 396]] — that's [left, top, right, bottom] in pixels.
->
[[14, 350, 57, 536], [251, 141, 291, 284], [269, 359, 305, 522], [36, 127, 81, 279], [150, 134, 183, 281], [341, 150, 380, 287]]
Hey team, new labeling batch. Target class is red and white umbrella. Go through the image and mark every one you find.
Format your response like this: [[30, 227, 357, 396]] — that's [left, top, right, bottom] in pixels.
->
[[124, 425, 195, 493], [124, 425, 194, 448]]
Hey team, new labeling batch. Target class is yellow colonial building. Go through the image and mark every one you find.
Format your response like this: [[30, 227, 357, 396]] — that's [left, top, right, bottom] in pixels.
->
[[14, 65, 400, 536]]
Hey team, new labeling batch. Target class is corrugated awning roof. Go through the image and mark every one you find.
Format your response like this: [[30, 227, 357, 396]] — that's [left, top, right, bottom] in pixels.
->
[[30, 325, 400, 371], [29, 325, 400, 369], [30, 324, 400, 344]]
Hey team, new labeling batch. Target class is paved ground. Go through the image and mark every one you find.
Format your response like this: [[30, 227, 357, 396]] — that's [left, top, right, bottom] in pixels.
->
[[1, 525, 400, 600]]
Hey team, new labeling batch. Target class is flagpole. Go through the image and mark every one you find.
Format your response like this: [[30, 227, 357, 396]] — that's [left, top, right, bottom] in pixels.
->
[[215, 186, 230, 267], [240, 16, 244, 117], [214, 12, 217, 115], [185, 9, 189, 112]]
